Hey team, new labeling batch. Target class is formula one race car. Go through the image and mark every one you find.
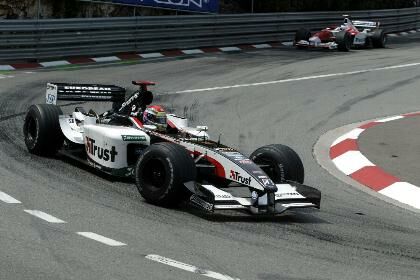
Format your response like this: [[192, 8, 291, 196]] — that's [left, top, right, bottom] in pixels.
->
[[294, 16, 386, 51], [23, 81, 321, 215]]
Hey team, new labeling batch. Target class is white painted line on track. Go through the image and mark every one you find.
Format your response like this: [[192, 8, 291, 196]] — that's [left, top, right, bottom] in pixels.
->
[[169, 62, 420, 94], [332, 151, 375, 175], [253, 43, 271, 49], [219, 47, 241, 52], [92, 56, 121, 63], [139, 52, 164, 58], [77, 232, 126, 246], [146, 254, 239, 280], [379, 182, 420, 209], [409, 30, 417, 34], [24, 210, 66, 223], [0, 191, 21, 204], [182, 49, 204, 55]]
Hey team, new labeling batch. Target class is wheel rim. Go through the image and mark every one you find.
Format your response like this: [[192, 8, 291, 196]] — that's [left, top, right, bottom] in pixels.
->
[[26, 116, 37, 143], [142, 158, 167, 191]]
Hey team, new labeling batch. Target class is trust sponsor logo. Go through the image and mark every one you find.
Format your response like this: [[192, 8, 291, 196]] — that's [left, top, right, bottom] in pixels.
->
[[85, 137, 118, 162], [230, 170, 252, 185]]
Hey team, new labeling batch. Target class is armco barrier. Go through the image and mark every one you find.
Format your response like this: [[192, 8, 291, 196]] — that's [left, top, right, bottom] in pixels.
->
[[0, 7, 419, 62]]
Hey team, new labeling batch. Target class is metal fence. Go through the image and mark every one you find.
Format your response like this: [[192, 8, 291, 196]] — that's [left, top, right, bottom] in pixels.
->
[[0, 7, 419, 62]]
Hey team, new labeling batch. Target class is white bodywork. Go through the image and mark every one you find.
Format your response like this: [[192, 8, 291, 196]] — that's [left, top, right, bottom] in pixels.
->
[[84, 125, 150, 169]]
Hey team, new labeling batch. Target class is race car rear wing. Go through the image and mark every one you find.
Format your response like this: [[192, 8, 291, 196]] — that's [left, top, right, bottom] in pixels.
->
[[46, 83, 126, 109], [352, 20, 380, 29]]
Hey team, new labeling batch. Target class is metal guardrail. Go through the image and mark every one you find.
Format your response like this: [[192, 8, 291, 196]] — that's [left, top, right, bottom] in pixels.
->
[[0, 8, 419, 62]]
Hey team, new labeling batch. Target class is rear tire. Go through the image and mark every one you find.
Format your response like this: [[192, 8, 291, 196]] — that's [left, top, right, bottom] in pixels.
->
[[23, 104, 64, 156], [250, 144, 304, 184], [336, 31, 352, 51], [135, 142, 196, 207], [372, 29, 386, 48]]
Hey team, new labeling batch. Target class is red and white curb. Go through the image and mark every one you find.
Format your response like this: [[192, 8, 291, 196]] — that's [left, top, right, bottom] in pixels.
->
[[0, 43, 280, 71], [387, 28, 420, 37], [330, 112, 420, 210]]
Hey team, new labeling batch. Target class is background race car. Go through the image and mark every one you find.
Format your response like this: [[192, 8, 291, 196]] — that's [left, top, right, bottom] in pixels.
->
[[294, 16, 387, 51]]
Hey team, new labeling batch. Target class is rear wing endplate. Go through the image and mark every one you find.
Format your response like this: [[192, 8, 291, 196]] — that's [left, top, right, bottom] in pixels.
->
[[46, 83, 126, 109]]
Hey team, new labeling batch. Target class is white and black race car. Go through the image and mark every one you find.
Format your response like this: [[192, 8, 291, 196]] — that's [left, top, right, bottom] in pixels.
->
[[23, 81, 321, 215]]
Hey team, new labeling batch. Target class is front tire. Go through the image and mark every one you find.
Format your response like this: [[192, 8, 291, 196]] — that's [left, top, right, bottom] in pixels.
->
[[250, 144, 304, 184], [336, 31, 352, 51], [294, 28, 311, 48], [23, 104, 64, 156], [135, 142, 196, 207]]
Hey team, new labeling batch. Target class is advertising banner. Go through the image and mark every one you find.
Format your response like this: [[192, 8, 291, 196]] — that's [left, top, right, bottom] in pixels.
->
[[112, 0, 219, 13]]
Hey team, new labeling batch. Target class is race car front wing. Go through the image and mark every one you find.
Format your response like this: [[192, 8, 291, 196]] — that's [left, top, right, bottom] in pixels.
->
[[184, 181, 321, 215], [295, 40, 338, 50]]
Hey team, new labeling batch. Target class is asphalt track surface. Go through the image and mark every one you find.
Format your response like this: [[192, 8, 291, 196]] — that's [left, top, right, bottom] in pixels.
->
[[1, 34, 420, 280]]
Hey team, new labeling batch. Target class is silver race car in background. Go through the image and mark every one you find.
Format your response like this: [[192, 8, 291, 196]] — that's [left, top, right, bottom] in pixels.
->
[[23, 81, 321, 215]]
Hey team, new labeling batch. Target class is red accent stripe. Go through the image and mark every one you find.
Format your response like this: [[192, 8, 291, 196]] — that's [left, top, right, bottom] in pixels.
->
[[67, 57, 95, 64], [10, 63, 42, 69], [201, 47, 221, 53], [359, 122, 380, 129], [237, 44, 256, 50], [350, 166, 400, 191], [167, 120, 176, 129], [192, 151, 226, 178], [161, 50, 184, 57], [403, 112, 420, 117], [206, 156, 226, 178], [131, 117, 143, 128], [330, 139, 358, 159]]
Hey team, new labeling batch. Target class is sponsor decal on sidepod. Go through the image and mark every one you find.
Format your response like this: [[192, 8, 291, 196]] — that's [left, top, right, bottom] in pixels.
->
[[85, 137, 118, 162]]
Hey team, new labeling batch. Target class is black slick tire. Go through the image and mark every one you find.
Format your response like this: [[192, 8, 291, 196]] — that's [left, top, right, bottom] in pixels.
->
[[135, 142, 196, 207], [336, 31, 352, 51], [250, 144, 304, 184], [371, 29, 386, 48], [294, 28, 311, 47], [23, 104, 64, 156]]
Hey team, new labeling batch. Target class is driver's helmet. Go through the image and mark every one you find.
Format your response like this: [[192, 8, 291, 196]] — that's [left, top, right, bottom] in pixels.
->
[[143, 105, 167, 132]]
